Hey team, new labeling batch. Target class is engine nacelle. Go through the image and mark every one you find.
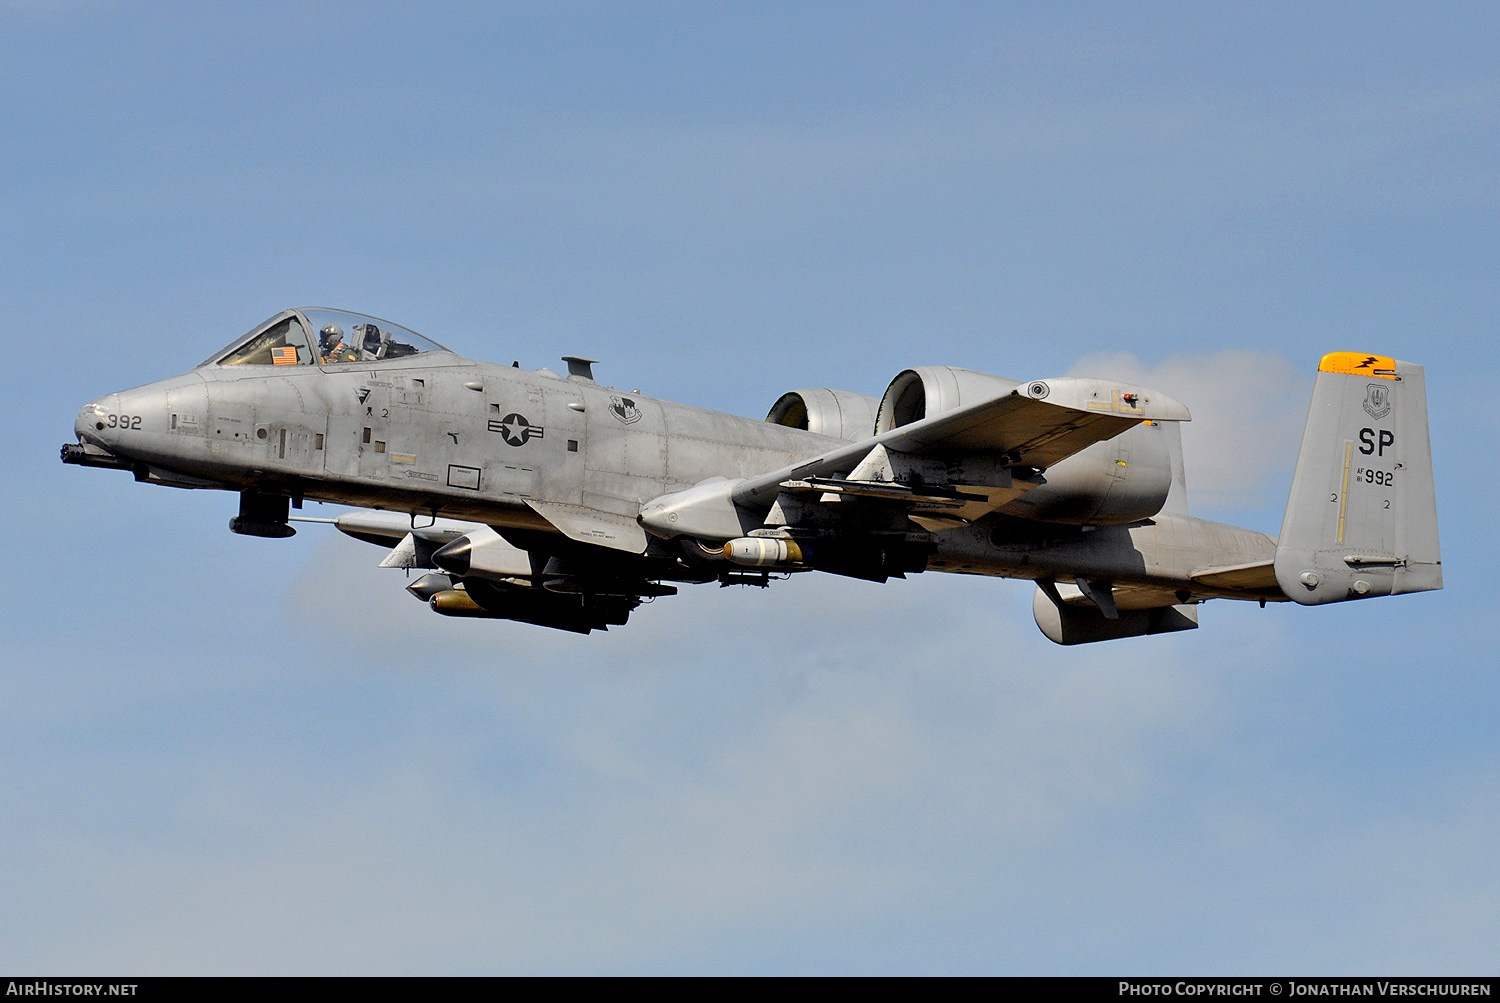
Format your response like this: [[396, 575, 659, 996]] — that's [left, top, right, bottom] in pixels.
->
[[998, 420, 1177, 525], [766, 388, 881, 442], [874, 366, 1019, 433]]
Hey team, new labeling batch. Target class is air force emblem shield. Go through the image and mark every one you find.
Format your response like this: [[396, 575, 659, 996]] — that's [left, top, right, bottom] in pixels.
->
[[1363, 383, 1392, 420]]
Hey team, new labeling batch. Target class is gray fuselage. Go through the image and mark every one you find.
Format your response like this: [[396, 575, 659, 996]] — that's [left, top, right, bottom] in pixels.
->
[[76, 348, 1276, 597]]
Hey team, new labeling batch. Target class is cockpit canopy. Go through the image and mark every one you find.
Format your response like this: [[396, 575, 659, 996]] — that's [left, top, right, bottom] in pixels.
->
[[204, 308, 449, 368]]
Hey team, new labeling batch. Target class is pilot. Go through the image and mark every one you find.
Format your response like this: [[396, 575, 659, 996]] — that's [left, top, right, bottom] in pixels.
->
[[320, 323, 357, 364]]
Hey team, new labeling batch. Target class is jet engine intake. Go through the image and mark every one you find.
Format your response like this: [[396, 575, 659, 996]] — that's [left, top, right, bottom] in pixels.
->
[[874, 367, 1020, 434], [766, 388, 881, 442]]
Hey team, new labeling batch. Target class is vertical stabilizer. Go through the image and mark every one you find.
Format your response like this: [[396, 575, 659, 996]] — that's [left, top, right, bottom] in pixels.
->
[[1274, 353, 1442, 605]]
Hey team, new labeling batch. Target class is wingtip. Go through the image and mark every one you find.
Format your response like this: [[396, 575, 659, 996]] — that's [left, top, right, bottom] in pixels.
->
[[1022, 377, 1191, 422]]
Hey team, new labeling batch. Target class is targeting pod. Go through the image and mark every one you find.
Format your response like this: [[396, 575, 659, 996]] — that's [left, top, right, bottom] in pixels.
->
[[428, 588, 492, 617], [723, 537, 804, 568]]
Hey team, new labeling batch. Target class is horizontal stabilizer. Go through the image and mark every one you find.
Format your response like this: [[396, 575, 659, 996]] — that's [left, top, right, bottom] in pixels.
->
[[1190, 560, 1279, 593]]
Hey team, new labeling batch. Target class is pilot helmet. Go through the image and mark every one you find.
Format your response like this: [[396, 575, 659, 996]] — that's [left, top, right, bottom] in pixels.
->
[[319, 323, 345, 349]]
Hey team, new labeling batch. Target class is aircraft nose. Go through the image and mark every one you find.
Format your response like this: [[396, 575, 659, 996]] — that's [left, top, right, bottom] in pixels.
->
[[75, 394, 122, 447], [65, 372, 210, 479], [74, 376, 188, 452]]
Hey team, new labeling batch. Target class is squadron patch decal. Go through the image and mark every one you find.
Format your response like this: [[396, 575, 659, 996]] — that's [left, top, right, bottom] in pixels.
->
[[489, 413, 544, 446], [609, 395, 642, 424]]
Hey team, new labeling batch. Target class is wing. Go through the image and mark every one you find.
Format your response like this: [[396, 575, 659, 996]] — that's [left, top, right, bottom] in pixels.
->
[[640, 376, 1190, 540]]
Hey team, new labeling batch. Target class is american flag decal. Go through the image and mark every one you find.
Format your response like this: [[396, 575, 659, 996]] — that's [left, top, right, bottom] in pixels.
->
[[271, 346, 298, 365]]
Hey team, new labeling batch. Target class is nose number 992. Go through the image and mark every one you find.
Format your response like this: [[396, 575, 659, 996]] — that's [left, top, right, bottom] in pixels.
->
[[101, 414, 144, 430]]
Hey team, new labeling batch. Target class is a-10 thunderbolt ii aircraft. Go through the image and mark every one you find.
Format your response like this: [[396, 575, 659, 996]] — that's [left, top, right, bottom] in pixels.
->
[[61, 307, 1442, 640]]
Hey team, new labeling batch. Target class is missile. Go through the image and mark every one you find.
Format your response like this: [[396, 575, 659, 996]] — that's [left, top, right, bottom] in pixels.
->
[[409, 574, 503, 617], [431, 525, 532, 579], [406, 573, 455, 602], [427, 588, 495, 617]]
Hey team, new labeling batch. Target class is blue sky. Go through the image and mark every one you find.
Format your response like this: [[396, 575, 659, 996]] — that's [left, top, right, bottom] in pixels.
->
[[3, 1, 1496, 974]]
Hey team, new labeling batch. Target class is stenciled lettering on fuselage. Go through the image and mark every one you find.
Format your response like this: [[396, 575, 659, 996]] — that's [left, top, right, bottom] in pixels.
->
[[488, 413, 544, 446]]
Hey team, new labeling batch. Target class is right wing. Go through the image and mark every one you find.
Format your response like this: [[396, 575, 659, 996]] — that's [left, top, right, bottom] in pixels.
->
[[640, 376, 1190, 540]]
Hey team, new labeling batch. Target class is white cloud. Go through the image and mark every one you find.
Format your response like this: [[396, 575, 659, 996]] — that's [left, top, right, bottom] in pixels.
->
[[1068, 349, 1312, 515]]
